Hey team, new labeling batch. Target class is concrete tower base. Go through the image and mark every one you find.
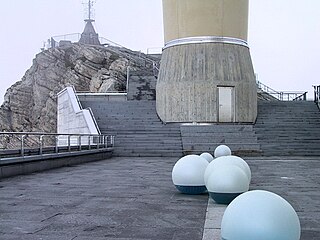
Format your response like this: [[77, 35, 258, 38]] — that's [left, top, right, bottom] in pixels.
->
[[156, 38, 257, 123]]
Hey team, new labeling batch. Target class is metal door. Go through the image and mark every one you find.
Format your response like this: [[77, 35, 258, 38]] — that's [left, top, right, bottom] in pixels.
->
[[218, 87, 234, 122]]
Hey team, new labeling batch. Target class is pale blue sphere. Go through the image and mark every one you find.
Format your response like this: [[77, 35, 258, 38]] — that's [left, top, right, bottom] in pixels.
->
[[204, 155, 251, 186], [214, 145, 231, 158], [221, 190, 301, 240], [206, 164, 249, 204], [172, 155, 209, 194], [200, 152, 214, 162]]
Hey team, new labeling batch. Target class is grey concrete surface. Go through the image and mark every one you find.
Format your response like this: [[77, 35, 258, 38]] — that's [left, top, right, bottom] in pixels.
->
[[0, 157, 208, 240], [247, 158, 320, 239], [202, 157, 320, 240], [0, 157, 319, 239]]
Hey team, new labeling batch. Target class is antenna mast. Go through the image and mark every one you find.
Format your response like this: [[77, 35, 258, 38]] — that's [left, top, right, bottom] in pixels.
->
[[83, 0, 96, 22], [88, 0, 92, 20]]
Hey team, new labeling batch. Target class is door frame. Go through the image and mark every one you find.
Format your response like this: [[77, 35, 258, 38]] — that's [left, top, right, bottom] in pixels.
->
[[217, 86, 236, 123]]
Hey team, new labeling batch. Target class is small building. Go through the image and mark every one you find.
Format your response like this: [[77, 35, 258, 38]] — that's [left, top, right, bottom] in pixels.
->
[[78, 19, 100, 46]]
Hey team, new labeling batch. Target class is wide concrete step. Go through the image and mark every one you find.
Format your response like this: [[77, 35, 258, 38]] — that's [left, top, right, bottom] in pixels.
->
[[255, 100, 320, 156], [83, 98, 320, 157], [80, 100, 184, 157], [180, 124, 261, 156], [103, 132, 181, 136], [114, 140, 182, 145]]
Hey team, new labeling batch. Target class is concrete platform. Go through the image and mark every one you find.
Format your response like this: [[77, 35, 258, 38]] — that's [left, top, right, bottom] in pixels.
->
[[0, 157, 319, 239], [203, 157, 320, 240]]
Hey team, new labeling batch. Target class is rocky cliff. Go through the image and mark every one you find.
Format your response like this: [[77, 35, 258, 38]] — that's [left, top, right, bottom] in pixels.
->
[[0, 43, 159, 138]]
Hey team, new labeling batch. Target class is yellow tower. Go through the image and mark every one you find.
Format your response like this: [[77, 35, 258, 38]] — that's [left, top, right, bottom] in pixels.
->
[[157, 0, 257, 123]]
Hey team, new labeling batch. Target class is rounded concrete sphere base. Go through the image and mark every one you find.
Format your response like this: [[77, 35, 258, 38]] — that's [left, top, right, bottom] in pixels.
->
[[175, 185, 207, 195], [209, 192, 243, 204]]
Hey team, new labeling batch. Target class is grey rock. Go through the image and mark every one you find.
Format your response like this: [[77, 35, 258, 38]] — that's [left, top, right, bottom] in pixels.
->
[[0, 43, 158, 148]]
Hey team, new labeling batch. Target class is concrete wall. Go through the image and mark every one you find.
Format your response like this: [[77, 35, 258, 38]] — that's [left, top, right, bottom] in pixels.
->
[[157, 43, 257, 123], [162, 0, 248, 43], [157, 0, 256, 123], [0, 149, 112, 179], [57, 87, 99, 144]]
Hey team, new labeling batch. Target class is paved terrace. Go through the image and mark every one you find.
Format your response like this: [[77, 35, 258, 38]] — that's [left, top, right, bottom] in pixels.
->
[[0, 157, 319, 239]]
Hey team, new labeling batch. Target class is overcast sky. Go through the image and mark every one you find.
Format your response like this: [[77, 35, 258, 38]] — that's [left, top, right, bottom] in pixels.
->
[[0, 0, 319, 103]]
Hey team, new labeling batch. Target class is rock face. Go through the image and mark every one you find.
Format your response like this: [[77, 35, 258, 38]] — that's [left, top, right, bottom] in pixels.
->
[[0, 43, 159, 147]]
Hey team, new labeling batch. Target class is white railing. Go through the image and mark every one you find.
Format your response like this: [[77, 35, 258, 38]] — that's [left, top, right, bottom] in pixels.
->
[[314, 85, 320, 109], [257, 81, 307, 101], [0, 132, 114, 159]]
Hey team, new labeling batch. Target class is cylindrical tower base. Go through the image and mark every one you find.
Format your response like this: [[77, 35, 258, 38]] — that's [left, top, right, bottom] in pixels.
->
[[156, 38, 257, 123]]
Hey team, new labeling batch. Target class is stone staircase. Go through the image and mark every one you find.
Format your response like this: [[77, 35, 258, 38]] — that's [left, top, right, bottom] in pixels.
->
[[180, 124, 261, 156], [254, 101, 320, 156], [80, 100, 183, 157], [80, 97, 320, 157], [80, 98, 261, 157]]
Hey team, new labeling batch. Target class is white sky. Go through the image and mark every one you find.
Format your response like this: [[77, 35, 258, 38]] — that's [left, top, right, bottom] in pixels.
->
[[0, 0, 319, 103]]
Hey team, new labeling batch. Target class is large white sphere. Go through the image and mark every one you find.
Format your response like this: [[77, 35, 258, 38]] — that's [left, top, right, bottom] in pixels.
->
[[214, 144, 231, 158], [221, 190, 301, 240], [206, 164, 249, 204], [200, 152, 214, 162], [204, 155, 251, 185], [172, 155, 209, 194]]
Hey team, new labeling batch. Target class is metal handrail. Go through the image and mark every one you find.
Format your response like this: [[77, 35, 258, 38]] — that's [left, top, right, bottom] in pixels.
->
[[99, 37, 160, 69], [71, 86, 101, 135], [87, 107, 101, 135], [0, 132, 114, 159], [43, 33, 160, 79], [314, 85, 320, 109], [272, 91, 307, 101], [257, 81, 307, 101], [256, 81, 279, 95], [72, 85, 83, 109], [292, 92, 307, 101]]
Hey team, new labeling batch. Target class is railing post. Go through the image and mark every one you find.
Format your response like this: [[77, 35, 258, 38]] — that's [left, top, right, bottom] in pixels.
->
[[21, 135, 26, 157], [78, 135, 82, 151], [97, 135, 100, 149], [127, 67, 130, 94], [68, 135, 71, 152], [314, 86, 319, 103], [39, 135, 44, 155], [111, 135, 115, 147], [88, 135, 91, 150], [55, 136, 59, 153]]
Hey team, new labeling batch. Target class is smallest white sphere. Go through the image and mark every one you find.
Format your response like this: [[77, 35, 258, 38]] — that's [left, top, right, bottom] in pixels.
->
[[214, 145, 232, 158], [200, 152, 214, 162]]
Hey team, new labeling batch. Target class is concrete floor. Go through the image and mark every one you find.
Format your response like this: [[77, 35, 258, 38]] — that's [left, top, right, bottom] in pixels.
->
[[203, 157, 320, 240], [0, 156, 319, 239]]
